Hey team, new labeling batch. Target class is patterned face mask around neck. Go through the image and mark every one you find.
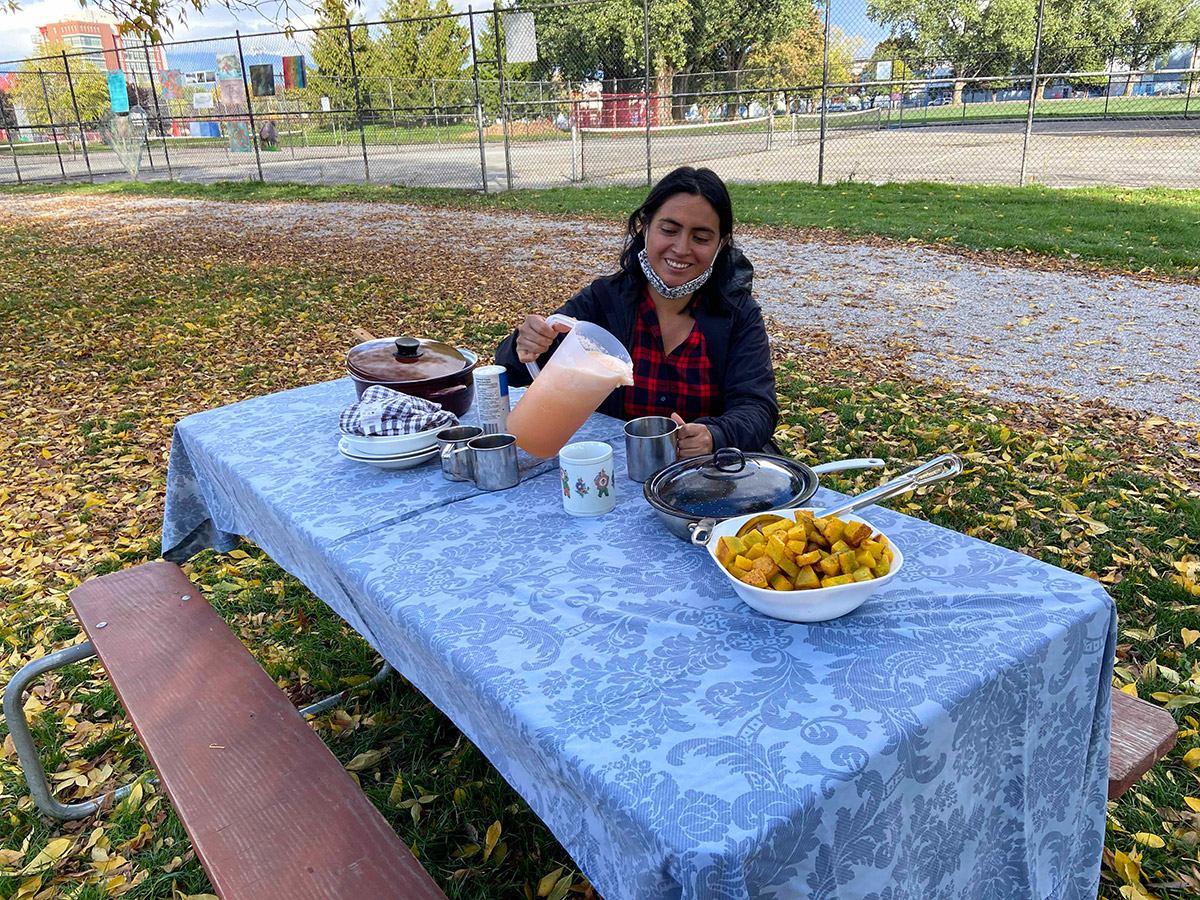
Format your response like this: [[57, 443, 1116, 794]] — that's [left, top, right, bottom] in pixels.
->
[[638, 247, 723, 301]]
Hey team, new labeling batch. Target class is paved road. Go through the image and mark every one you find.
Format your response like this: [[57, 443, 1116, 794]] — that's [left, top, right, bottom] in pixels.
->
[[2, 115, 1198, 189]]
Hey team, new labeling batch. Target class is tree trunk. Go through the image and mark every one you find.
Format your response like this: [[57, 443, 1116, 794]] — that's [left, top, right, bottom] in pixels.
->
[[953, 79, 964, 105], [655, 63, 674, 126], [1038, 77, 1051, 100], [1123, 76, 1134, 97]]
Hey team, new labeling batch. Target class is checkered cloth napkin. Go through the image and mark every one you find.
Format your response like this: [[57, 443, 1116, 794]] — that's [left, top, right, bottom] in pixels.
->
[[339, 385, 459, 437]]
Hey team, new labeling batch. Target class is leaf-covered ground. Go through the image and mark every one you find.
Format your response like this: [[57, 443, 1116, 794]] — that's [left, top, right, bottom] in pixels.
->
[[0, 195, 1199, 900]]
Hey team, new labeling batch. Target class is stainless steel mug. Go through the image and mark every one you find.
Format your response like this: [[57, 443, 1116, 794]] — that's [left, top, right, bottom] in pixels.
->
[[624, 416, 679, 483], [468, 433, 520, 491], [437, 425, 483, 482]]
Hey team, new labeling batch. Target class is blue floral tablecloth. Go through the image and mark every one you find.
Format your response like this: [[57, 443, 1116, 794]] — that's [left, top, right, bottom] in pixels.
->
[[162, 378, 1116, 900]]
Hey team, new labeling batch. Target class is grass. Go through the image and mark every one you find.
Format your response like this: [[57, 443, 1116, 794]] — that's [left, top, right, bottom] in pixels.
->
[[3, 178, 1199, 277], [0, 194, 1198, 898], [883, 92, 1197, 126]]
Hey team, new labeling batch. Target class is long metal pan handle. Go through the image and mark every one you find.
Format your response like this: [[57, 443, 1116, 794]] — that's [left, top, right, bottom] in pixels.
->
[[810, 458, 886, 474], [815, 453, 963, 520]]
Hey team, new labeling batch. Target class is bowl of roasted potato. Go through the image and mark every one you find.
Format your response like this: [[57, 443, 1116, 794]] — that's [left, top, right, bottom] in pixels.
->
[[699, 508, 903, 622]]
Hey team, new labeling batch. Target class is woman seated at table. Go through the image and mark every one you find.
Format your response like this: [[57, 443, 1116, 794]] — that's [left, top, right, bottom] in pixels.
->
[[495, 166, 777, 458]]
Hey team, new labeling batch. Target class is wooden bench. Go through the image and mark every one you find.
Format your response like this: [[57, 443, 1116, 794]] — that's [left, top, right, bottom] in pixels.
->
[[1109, 686, 1178, 799], [4, 562, 447, 900]]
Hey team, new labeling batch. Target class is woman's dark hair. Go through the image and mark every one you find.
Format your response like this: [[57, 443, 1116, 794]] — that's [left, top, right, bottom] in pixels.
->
[[619, 166, 736, 315]]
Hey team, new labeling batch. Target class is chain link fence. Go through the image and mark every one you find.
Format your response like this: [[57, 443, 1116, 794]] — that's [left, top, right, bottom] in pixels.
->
[[1, 0, 1197, 190]]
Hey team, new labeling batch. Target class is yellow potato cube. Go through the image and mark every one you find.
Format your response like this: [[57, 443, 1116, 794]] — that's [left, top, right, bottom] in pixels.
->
[[794, 565, 820, 590], [742, 530, 765, 548], [818, 555, 842, 577], [762, 519, 792, 538], [851, 566, 874, 582], [746, 544, 767, 561], [822, 519, 845, 545], [874, 559, 891, 577], [794, 549, 822, 567], [838, 551, 858, 575], [752, 556, 781, 580], [856, 549, 878, 569], [717, 536, 743, 567], [786, 540, 808, 557], [830, 540, 851, 556], [744, 568, 769, 588], [821, 573, 855, 588], [734, 555, 754, 572], [842, 521, 872, 547], [770, 573, 794, 592], [768, 532, 793, 559], [777, 554, 800, 580]]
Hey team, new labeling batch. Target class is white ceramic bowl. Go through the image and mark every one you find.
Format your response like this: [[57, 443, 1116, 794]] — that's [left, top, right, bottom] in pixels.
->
[[337, 440, 439, 471], [702, 508, 904, 623], [339, 425, 442, 458]]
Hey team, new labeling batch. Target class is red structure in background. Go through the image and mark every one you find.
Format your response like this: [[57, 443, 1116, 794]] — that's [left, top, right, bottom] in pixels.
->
[[575, 92, 659, 129]]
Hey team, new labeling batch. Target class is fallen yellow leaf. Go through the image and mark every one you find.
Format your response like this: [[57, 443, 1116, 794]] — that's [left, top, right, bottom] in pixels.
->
[[1183, 747, 1200, 769], [387, 771, 405, 806], [345, 749, 384, 771], [1184, 796, 1200, 812], [1120, 683, 1138, 697], [537, 867, 564, 897], [483, 820, 501, 862], [1183, 628, 1199, 648], [1131, 832, 1165, 848]]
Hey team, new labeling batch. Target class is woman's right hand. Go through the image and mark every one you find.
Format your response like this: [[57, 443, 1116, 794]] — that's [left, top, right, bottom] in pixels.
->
[[515, 314, 572, 363]]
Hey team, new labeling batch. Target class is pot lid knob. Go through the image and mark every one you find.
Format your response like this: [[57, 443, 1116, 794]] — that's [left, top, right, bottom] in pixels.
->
[[394, 336, 421, 359], [709, 447, 746, 473]]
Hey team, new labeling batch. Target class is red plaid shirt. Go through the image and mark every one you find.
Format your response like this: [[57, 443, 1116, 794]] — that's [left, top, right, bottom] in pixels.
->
[[623, 292, 719, 420]]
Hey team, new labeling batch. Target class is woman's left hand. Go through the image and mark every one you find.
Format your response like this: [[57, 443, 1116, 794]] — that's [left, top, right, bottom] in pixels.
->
[[671, 413, 714, 458]]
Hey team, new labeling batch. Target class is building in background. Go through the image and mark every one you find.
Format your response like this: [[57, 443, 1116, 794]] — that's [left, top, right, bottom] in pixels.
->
[[33, 10, 168, 81]]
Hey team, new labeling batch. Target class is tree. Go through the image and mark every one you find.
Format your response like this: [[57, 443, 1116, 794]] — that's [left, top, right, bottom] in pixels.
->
[[866, 0, 1037, 104], [1034, 0, 1127, 98], [9, 42, 110, 131], [867, 0, 1138, 103], [306, 0, 374, 124], [0, 88, 16, 132], [372, 0, 469, 114], [499, 0, 814, 123], [1116, 0, 1200, 95]]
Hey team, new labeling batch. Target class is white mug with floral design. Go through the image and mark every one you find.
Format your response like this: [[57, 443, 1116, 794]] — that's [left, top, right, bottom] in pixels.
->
[[558, 441, 617, 517]]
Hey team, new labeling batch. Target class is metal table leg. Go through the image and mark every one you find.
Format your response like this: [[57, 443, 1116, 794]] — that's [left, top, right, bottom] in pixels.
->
[[300, 662, 394, 717], [2, 642, 139, 820]]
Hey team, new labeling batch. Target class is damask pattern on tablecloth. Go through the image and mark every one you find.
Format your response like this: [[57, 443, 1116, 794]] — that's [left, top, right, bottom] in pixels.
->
[[162, 378, 1116, 900]]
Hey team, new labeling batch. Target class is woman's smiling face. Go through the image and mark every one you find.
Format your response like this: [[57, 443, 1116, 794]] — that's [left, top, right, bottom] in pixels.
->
[[643, 192, 725, 290]]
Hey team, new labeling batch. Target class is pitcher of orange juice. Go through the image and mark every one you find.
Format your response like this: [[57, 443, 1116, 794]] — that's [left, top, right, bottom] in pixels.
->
[[506, 315, 634, 458]]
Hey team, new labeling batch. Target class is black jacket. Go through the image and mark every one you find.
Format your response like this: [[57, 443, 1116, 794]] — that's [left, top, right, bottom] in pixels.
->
[[494, 248, 778, 452]]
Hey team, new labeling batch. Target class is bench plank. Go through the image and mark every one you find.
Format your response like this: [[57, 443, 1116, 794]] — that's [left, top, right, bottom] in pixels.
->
[[1109, 686, 1178, 800], [70, 561, 446, 900]]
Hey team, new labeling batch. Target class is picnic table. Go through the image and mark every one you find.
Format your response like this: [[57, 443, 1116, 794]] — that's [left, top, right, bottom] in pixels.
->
[[162, 378, 1116, 900]]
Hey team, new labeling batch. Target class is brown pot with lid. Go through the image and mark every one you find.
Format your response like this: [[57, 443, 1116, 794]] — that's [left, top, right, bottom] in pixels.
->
[[346, 334, 479, 417]]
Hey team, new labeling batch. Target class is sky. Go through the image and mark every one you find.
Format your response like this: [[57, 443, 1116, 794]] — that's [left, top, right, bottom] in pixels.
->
[[0, 0, 890, 68]]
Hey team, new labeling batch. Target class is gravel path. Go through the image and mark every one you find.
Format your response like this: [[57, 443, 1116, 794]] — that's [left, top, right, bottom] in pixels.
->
[[4, 193, 1198, 425]]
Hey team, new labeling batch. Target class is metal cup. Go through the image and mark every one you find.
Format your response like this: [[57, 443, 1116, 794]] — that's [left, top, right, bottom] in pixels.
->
[[437, 425, 483, 482], [624, 416, 679, 483], [468, 433, 520, 491]]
